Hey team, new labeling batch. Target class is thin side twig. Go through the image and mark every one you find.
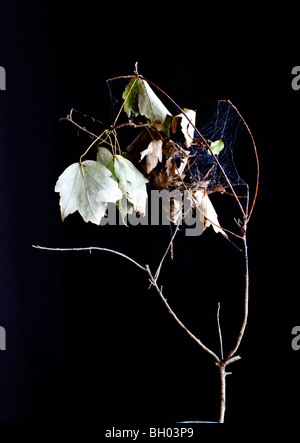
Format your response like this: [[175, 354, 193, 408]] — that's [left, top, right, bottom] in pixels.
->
[[59, 114, 113, 148], [154, 223, 180, 282], [59, 115, 97, 139], [32, 245, 147, 272]]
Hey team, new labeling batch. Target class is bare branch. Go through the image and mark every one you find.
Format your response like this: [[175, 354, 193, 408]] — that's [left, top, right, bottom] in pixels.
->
[[32, 245, 147, 272], [227, 233, 249, 360], [59, 113, 112, 148], [226, 355, 242, 365], [113, 121, 161, 130], [33, 243, 220, 364], [59, 115, 98, 139], [218, 364, 227, 423], [217, 303, 224, 361], [106, 74, 136, 82]]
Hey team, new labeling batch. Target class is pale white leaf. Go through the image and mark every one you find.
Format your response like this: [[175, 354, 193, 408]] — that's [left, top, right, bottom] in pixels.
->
[[116, 194, 134, 223], [55, 160, 122, 225], [114, 155, 148, 215], [97, 148, 141, 221], [96, 146, 114, 171]]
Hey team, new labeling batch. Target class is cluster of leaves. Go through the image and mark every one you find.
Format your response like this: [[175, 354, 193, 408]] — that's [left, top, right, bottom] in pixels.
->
[[55, 75, 226, 235], [55, 151, 148, 225]]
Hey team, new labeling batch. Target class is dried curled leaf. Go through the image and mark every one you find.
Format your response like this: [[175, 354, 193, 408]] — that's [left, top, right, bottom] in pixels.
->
[[190, 189, 228, 237], [140, 139, 163, 173], [176, 108, 196, 148], [55, 160, 122, 225], [168, 192, 183, 225]]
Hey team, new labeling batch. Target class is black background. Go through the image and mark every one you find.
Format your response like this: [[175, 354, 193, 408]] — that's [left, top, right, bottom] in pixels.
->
[[0, 1, 297, 425]]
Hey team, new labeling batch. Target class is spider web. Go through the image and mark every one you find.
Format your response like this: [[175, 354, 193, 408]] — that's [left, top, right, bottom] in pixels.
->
[[106, 78, 247, 193], [185, 100, 247, 191]]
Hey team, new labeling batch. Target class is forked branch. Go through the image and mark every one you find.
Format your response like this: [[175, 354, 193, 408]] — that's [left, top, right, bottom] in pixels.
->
[[33, 238, 244, 423]]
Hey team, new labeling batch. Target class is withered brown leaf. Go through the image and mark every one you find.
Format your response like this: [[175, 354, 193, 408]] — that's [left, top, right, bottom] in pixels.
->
[[140, 139, 163, 173]]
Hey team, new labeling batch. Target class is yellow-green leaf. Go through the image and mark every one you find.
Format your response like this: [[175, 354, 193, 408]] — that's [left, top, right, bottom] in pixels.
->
[[208, 140, 225, 156], [122, 77, 140, 118]]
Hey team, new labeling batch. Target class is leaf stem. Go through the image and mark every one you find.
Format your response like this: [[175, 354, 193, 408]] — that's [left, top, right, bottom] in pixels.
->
[[79, 130, 112, 163]]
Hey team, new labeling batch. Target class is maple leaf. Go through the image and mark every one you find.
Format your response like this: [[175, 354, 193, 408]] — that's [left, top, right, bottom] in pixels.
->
[[55, 160, 122, 225]]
